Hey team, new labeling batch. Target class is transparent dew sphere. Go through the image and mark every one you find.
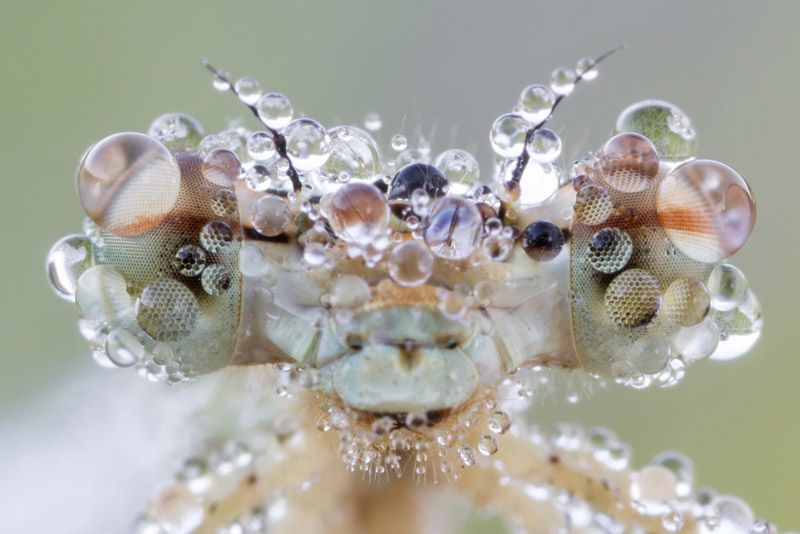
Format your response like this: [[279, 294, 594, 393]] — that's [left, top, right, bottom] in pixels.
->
[[250, 195, 291, 237], [199, 221, 234, 253], [172, 245, 207, 277], [147, 112, 204, 152], [574, 184, 613, 226], [201, 148, 241, 187], [47, 234, 93, 301], [596, 132, 660, 193], [200, 264, 232, 295], [604, 268, 662, 327], [322, 126, 382, 183], [233, 77, 262, 105], [388, 240, 434, 287], [615, 100, 698, 162], [490, 113, 531, 158], [246, 131, 276, 161], [656, 160, 755, 263], [628, 335, 672, 375], [75, 265, 133, 323], [434, 149, 480, 195], [587, 227, 633, 274], [105, 328, 145, 367], [256, 92, 293, 130], [550, 67, 576, 95], [707, 264, 748, 311], [282, 118, 332, 171], [526, 128, 562, 163], [663, 277, 711, 327], [388, 163, 449, 201], [518, 84, 555, 124], [328, 183, 390, 245], [77, 132, 181, 236], [522, 220, 564, 261], [136, 279, 199, 342], [673, 317, 720, 361], [423, 197, 483, 260]]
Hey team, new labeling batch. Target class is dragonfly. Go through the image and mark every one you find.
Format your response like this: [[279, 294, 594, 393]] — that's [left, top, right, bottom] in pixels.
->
[[46, 48, 769, 533]]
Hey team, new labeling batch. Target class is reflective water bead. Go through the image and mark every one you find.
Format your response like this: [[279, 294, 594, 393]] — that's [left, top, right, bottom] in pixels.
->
[[328, 183, 390, 245], [47, 234, 93, 301], [330, 275, 371, 309], [282, 119, 331, 171], [391, 134, 408, 151], [526, 128, 561, 163], [574, 184, 613, 226], [604, 269, 662, 327], [246, 131, 276, 161], [478, 434, 498, 456], [707, 264, 748, 311], [251, 195, 291, 237], [77, 132, 181, 236], [322, 126, 382, 183], [147, 113, 204, 152], [202, 148, 241, 187], [663, 277, 710, 327], [630, 465, 678, 515], [388, 163, 449, 201], [657, 160, 755, 263], [75, 265, 133, 323], [172, 245, 207, 277], [105, 328, 145, 367], [423, 197, 483, 260], [615, 100, 698, 162], [234, 77, 262, 105], [627, 335, 672, 375], [363, 112, 382, 132], [487, 411, 510, 434], [147, 483, 204, 534], [239, 244, 269, 277], [256, 93, 293, 130], [588, 228, 633, 274], [200, 264, 232, 295], [576, 57, 598, 80], [518, 84, 555, 124], [136, 279, 199, 342], [702, 496, 754, 534], [673, 317, 720, 361], [550, 67, 576, 95], [652, 451, 695, 497], [482, 233, 513, 262], [490, 113, 531, 158], [522, 220, 564, 261], [499, 159, 560, 206], [433, 149, 479, 195], [243, 164, 271, 192], [212, 70, 230, 91], [709, 289, 762, 361], [199, 221, 234, 253], [597, 133, 660, 193], [388, 240, 434, 287]]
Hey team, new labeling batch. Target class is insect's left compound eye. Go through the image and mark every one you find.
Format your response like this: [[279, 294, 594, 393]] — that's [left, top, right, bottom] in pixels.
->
[[48, 131, 243, 378]]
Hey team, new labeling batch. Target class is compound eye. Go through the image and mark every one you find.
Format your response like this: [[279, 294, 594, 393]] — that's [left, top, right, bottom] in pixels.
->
[[569, 131, 761, 383]]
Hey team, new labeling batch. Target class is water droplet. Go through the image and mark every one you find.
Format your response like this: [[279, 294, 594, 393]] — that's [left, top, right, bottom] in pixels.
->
[[256, 93, 293, 130], [78, 132, 181, 236], [628, 335, 672, 375], [615, 100, 698, 162], [323, 126, 382, 183], [657, 160, 755, 263], [709, 289, 762, 361], [328, 183, 390, 245], [550, 67, 576, 95], [47, 234, 93, 302], [522, 220, 564, 261], [212, 70, 231, 92], [363, 112, 382, 132], [706, 496, 754, 533], [282, 119, 331, 171], [482, 233, 514, 262], [75, 265, 133, 323], [199, 221, 234, 253], [498, 159, 559, 206], [434, 149, 480, 195], [478, 434, 498, 456], [148, 113, 204, 152], [707, 264, 748, 311], [105, 328, 145, 367], [458, 445, 476, 466], [526, 128, 561, 163], [172, 245, 207, 277], [587, 227, 633, 274], [597, 132, 660, 193], [136, 279, 199, 342], [330, 275, 371, 308], [673, 317, 720, 361], [388, 163, 449, 201], [604, 269, 662, 327], [487, 411, 511, 434], [630, 465, 678, 515], [202, 148, 241, 187], [234, 77, 262, 105], [391, 134, 408, 151], [576, 57, 598, 81], [423, 197, 482, 260], [244, 164, 272, 192], [574, 184, 613, 226], [250, 195, 291, 237], [490, 113, 531, 158], [388, 240, 434, 287], [246, 131, 276, 161], [652, 451, 695, 497], [200, 264, 232, 295], [148, 483, 204, 534], [518, 84, 555, 124], [239, 244, 269, 277], [663, 277, 710, 327]]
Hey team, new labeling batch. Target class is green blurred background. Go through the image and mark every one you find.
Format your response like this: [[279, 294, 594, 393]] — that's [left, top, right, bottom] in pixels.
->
[[1, 0, 798, 531]]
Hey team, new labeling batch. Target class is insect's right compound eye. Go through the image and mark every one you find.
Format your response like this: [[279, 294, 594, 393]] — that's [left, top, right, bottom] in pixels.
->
[[47, 128, 244, 380], [568, 128, 761, 384]]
